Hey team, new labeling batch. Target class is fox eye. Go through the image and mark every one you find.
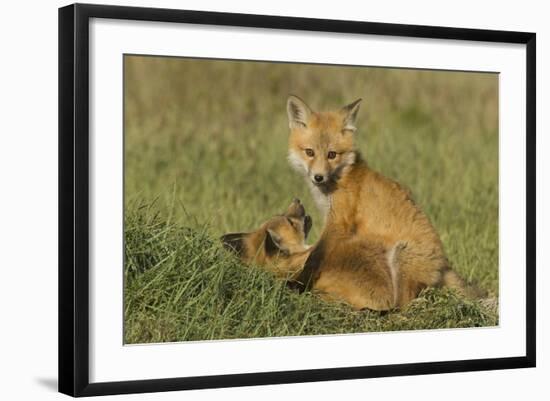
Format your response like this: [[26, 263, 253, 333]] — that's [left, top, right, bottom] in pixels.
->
[[305, 148, 315, 157], [327, 151, 337, 159]]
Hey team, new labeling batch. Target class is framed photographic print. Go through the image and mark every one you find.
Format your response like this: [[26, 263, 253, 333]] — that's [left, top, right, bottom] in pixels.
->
[[58, 3, 536, 397]]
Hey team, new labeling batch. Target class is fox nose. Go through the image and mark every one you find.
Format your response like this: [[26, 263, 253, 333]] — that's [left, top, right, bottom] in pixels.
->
[[314, 174, 324, 183], [287, 198, 305, 217]]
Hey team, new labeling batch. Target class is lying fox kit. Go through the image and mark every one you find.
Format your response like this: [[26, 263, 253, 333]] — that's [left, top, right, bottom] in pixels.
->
[[221, 199, 312, 278], [286, 95, 480, 309], [222, 200, 409, 310]]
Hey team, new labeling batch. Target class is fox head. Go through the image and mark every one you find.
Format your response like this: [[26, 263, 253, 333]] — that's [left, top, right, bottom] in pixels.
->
[[286, 95, 362, 192], [221, 199, 312, 267]]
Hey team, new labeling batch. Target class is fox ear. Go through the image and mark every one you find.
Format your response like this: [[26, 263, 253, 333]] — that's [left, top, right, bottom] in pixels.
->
[[265, 229, 289, 256], [287, 95, 312, 129], [341, 98, 362, 132], [220, 232, 248, 257]]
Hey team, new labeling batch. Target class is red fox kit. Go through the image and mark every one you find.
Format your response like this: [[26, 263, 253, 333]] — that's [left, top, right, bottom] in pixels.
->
[[222, 200, 409, 310], [286, 95, 476, 310], [221, 199, 312, 278]]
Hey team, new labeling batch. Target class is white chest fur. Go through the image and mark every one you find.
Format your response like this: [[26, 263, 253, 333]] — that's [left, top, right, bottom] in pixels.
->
[[287, 150, 332, 219], [307, 181, 331, 220]]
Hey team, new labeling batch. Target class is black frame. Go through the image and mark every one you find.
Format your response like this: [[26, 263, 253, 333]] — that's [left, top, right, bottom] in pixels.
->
[[59, 3, 536, 397]]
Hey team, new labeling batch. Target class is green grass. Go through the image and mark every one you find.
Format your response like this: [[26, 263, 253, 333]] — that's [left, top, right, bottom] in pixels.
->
[[124, 208, 497, 343], [124, 56, 499, 343]]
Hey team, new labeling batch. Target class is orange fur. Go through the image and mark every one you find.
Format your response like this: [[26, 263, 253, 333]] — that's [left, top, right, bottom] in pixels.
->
[[286, 95, 469, 310], [221, 199, 312, 278]]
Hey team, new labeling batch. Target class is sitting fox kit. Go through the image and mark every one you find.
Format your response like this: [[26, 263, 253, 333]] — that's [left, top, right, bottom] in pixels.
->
[[222, 96, 477, 311], [285, 95, 471, 310]]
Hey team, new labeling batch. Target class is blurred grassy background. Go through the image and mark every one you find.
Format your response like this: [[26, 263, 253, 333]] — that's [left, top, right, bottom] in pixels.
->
[[124, 56, 498, 343]]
